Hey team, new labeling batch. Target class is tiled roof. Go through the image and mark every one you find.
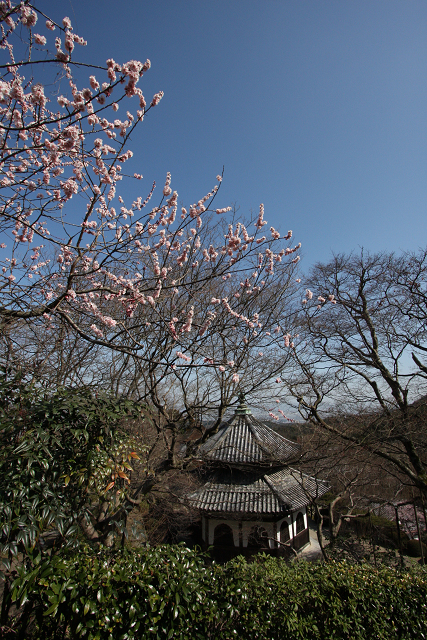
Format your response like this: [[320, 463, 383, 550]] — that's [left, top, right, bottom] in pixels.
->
[[200, 410, 300, 467], [187, 468, 329, 515]]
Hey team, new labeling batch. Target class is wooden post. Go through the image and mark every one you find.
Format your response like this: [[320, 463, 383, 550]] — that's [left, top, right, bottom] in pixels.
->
[[421, 492, 427, 534], [413, 494, 425, 566], [394, 505, 404, 568], [369, 511, 377, 567]]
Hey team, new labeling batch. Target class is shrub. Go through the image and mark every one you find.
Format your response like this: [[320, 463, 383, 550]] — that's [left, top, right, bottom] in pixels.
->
[[6, 546, 427, 639]]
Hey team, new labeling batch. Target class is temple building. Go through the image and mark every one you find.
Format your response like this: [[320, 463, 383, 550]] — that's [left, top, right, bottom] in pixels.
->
[[187, 395, 329, 560]]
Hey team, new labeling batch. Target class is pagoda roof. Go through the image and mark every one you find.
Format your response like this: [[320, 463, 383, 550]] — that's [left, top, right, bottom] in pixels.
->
[[199, 400, 300, 468], [187, 467, 329, 515]]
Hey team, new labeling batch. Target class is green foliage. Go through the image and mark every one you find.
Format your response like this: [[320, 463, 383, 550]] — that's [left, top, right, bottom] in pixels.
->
[[6, 546, 427, 639], [0, 367, 146, 574]]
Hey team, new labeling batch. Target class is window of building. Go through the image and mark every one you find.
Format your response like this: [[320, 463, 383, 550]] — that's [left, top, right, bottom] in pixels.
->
[[296, 512, 305, 534], [213, 523, 234, 547], [280, 520, 290, 543]]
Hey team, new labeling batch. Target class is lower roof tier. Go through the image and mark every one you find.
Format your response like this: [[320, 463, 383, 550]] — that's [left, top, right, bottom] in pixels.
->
[[187, 467, 329, 515]]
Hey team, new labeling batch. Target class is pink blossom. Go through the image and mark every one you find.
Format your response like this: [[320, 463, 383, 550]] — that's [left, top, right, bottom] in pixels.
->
[[46, 20, 56, 30], [66, 289, 77, 300], [62, 17, 72, 29], [56, 49, 69, 63], [151, 91, 164, 107], [176, 351, 191, 362], [102, 316, 117, 328], [232, 373, 240, 384], [255, 203, 267, 230], [90, 324, 103, 337], [89, 75, 100, 91], [181, 306, 194, 333], [34, 34, 47, 46], [64, 32, 74, 53], [21, 6, 37, 27], [218, 366, 225, 372]]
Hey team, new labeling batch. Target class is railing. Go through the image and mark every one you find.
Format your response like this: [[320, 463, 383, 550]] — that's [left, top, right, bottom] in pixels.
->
[[209, 527, 310, 563], [292, 527, 310, 550]]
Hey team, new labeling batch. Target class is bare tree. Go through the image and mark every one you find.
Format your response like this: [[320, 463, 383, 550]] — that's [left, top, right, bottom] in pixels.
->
[[281, 249, 427, 498]]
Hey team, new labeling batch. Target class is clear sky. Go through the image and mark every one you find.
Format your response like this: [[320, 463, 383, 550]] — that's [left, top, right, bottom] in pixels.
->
[[38, 0, 427, 269]]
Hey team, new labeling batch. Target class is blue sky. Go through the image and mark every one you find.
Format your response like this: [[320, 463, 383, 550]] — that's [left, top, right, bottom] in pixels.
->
[[39, 0, 427, 269]]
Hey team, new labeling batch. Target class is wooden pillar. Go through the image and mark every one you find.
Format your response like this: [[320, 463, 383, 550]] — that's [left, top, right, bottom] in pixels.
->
[[394, 506, 404, 568], [273, 521, 278, 548], [413, 492, 425, 566]]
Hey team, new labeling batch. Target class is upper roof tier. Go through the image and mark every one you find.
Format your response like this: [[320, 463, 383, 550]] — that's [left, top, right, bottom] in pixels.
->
[[199, 396, 301, 468]]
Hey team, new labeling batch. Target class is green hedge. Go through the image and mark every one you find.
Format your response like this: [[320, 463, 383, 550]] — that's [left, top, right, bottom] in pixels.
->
[[8, 545, 427, 639]]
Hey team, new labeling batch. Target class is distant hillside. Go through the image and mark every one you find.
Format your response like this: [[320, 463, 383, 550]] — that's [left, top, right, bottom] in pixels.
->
[[263, 420, 313, 442]]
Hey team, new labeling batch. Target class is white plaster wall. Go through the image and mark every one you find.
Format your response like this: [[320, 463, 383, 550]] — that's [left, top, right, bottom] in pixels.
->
[[291, 507, 307, 536], [204, 508, 308, 549]]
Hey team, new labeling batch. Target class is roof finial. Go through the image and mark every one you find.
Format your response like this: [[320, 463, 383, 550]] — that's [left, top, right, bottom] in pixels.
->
[[235, 391, 251, 415]]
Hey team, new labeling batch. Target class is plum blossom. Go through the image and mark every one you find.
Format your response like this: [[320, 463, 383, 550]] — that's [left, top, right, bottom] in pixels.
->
[[176, 351, 191, 362], [34, 34, 47, 46], [90, 324, 103, 338], [151, 91, 164, 107], [255, 204, 267, 230]]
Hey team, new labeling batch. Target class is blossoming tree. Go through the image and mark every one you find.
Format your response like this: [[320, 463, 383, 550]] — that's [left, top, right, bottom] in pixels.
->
[[0, 1, 302, 418]]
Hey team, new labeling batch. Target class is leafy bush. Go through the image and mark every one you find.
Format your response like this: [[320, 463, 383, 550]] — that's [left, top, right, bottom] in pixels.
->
[[6, 545, 427, 639], [0, 369, 145, 565], [0, 369, 146, 629]]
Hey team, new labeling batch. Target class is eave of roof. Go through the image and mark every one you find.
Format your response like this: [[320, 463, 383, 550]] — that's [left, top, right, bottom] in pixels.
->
[[187, 467, 330, 515]]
